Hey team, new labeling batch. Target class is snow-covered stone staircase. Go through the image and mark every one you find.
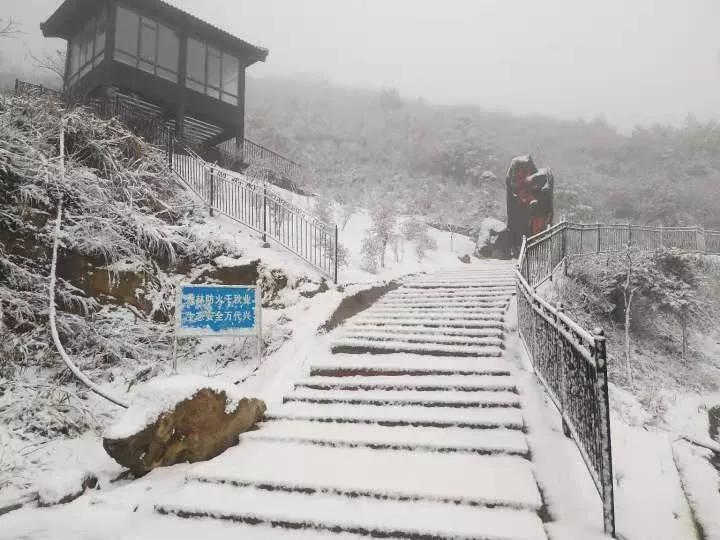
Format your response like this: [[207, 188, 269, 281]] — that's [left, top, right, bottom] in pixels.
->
[[154, 261, 549, 539], [331, 265, 515, 357]]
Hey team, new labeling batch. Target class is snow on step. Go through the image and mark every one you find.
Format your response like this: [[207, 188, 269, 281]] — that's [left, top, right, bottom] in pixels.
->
[[244, 419, 529, 455], [284, 388, 520, 408], [405, 281, 516, 289], [295, 374, 517, 391], [351, 316, 505, 328], [267, 401, 524, 429], [386, 290, 514, 299], [361, 308, 506, 318], [331, 337, 504, 356], [309, 353, 511, 376], [342, 323, 503, 338], [156, 482, 547, 540], [378, 299, 509, 308], [188, 440, 541, 509], [337, 330, 504, 348]]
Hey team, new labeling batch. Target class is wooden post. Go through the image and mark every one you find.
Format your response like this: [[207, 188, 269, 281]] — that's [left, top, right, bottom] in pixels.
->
[[596, 222, 601, 253]]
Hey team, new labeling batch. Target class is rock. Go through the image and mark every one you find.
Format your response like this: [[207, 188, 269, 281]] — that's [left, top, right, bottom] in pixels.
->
[[103, 386, 266, 476], [458, 254, 471, 264], [475, 217, 512, 259]]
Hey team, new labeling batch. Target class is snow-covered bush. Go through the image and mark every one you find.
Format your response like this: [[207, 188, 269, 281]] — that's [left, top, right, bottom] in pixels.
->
[[360, 201, 397, 272], [0, 94, 191, 442], [401, 218, 436, 261]]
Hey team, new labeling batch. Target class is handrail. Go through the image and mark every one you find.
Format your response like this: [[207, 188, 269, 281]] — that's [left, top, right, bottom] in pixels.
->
[[516, 224, 615, 537], [516, 219, 719, 537], [171, 145, 339, 282]]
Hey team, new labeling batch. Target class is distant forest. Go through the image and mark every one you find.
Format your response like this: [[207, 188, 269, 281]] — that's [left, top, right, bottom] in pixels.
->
[[4, 65, 718, 230], [246, 76, 720, 230]]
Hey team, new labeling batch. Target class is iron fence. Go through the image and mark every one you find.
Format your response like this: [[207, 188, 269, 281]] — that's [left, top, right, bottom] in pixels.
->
[[517, 220, 720, 537], [14, 79, 61, 98], [171, 146, 338, 281], [517, 228, 615, 536], [523, 222, 720, 287]]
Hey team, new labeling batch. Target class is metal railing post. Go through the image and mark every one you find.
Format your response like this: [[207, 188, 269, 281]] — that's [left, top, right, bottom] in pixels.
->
[[209, 166, 215, 217], [556, 303, 571, 437], [594, 327, 616, 537], [334, 224, 339, 284], [659, 224, 664, 248], [262, 184, 268, 244], [697, 226, 705, 254]]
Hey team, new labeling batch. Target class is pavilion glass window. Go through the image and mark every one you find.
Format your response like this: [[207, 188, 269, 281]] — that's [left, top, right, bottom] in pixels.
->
[[114, 5, 179, 82], [186, 38, 239, 105], [67, 7, 106, 87]]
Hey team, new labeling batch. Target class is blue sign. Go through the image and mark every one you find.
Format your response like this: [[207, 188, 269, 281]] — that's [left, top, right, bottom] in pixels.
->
[[176, 284, 259, 336]]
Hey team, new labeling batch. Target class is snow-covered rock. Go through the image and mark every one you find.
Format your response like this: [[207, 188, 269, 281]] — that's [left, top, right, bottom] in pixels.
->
[[475, 217, 511, 259], [103, 375, 266, 475]]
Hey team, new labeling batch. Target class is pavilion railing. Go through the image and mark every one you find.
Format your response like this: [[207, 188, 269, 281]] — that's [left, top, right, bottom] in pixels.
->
[[14, 79, 338, 282], [170, 145, 338, 282], [517, 220, 720, 537]]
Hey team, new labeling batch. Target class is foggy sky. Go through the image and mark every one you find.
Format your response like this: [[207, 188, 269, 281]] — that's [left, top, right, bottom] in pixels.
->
[[3, 0, 720, 132]]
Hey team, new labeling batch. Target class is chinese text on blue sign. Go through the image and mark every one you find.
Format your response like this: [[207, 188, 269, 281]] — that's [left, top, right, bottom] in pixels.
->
[[177, 285, 258, 336]]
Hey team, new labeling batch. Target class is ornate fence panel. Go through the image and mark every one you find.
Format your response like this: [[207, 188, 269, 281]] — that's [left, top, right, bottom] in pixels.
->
[[171, 147, 338, 281], [517, 219, 720, 537], [707, 230, 720, 254], [517, 236, 615, 536]]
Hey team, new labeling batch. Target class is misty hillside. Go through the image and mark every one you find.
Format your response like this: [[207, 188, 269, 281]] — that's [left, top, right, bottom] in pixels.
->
[[247, 75, 720, 229]]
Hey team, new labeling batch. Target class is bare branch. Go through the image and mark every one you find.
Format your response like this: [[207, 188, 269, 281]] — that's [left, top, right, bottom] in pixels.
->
[[30, 49, 66, 83], [0, 18, 18, 37]]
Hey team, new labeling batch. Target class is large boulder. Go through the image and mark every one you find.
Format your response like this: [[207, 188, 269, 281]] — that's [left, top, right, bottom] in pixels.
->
[[475, 217, 512, 259], [103, 376, 266, 476]]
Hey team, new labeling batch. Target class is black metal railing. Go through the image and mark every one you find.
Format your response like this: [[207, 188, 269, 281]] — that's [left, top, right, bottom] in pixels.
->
[[226, 137, 302, 181], [14, 79, 61, 98], [516, 250, 615, 535], [522, 222, 720, 287], [517, 220, 720, 537], [14, 79, 339, 282], [171, 147, 338, 281]]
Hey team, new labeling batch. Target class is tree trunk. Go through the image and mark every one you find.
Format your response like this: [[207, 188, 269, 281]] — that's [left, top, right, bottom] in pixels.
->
[[624, 289, 635, 386]]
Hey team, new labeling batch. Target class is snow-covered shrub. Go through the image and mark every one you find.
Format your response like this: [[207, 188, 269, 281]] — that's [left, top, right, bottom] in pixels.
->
[[0, 94, 192, 443], [401, 218, 436, 261], [360, 201, 397, 272]]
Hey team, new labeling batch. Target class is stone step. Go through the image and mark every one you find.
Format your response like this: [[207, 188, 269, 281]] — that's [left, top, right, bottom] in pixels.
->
[[386, 290, 515, 299], [283, 388, 520, 408], [404, 282, 516, 289], [244, 419, 529, 455], [377, 299, 509, 309], [337, 330, 504, 348], [361, 307, 506, 318], [267, 402, 524, 429], [155, 482, 547, 540], [308, 354, 512, 377], [186, 440, 540, 509], [342, 323, 504, 338], [350, 316, 505, 328], [331, 337, 504, 356], [295, 374, 517, 392]]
